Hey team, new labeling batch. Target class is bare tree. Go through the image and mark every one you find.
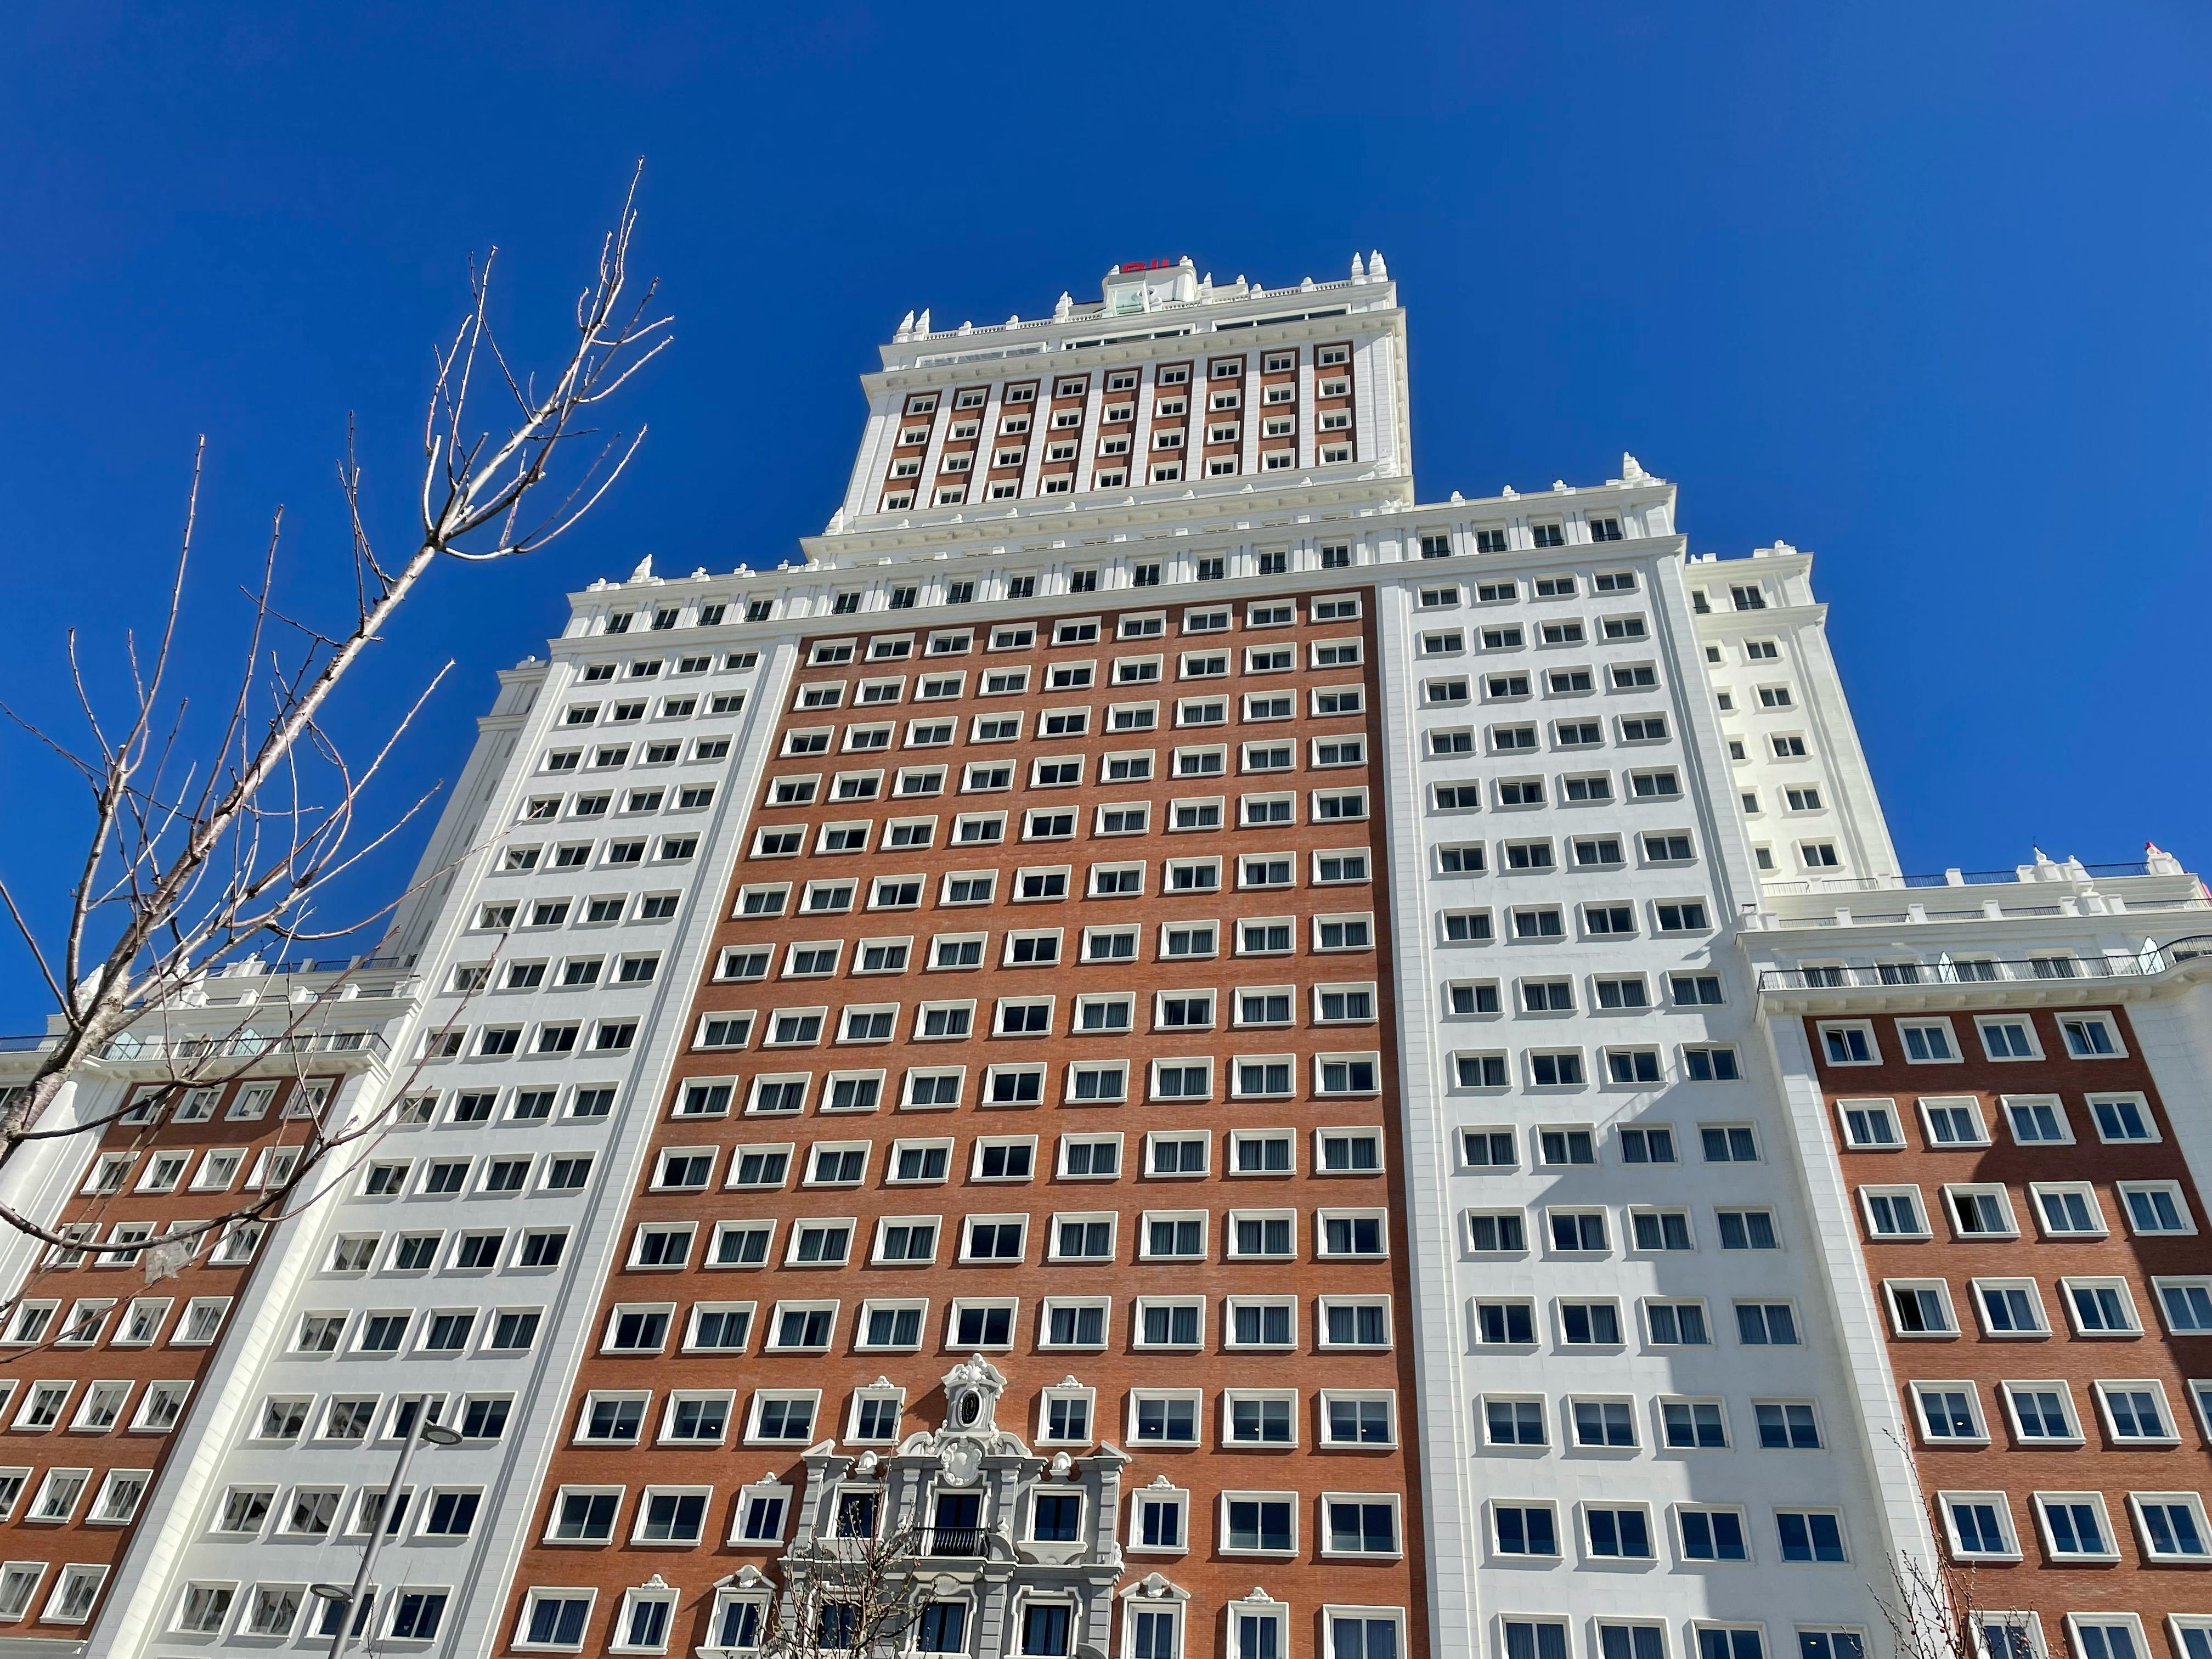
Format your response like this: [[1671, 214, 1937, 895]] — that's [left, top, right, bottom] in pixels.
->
[[0, 165, 672, 1257], [760, 1524, 927, 1659], [1877, 1541, 2007, 1659]]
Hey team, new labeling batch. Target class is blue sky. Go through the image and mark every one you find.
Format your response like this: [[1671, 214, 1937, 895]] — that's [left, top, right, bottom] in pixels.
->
[[2, 2, 2207, 1016]]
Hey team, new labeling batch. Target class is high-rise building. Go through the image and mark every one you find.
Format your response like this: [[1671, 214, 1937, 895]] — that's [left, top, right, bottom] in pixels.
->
[[1, 253, 2209, 1659]]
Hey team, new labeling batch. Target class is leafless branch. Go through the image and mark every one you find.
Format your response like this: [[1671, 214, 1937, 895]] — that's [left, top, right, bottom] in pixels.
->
[[0, 165, 668, 1253], [1874, 1529, 1997, 1659], [763, 1525, 927, 1659]]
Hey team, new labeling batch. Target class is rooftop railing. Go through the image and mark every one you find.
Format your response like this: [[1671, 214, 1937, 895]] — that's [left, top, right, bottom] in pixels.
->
[[1759, 936, 2212, 993], [1764, 859, 2164, 896], [94, 1030, 392, 1064]]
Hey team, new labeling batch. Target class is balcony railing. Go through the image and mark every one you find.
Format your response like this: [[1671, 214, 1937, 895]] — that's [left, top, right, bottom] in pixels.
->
[[917, 1525, 1003, 1560], [251, 954, 408, 975], [1766, 859, 2164, 896], [95, 1030, 392, 1063], [1759, 938, 2212, 993]]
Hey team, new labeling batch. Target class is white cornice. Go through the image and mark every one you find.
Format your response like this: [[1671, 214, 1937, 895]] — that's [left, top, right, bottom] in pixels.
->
[[560, 478, 1681, 614], [869, 284, 1402, 382]]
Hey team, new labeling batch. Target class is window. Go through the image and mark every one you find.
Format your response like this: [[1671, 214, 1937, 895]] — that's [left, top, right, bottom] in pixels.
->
[[1324, 1495, 1401, 1557], [2131, 1492, 2211, 1561], [2090, 1094, 2155, 1142], [2068, 1620, 2146, 1659], [2121, 1182, 2194, 1234], [1630, 1208, 1695, 1252], [1678, 1508, 1750, 1562], [2059, 1013, 2122, 1057], [2155, 1278, 2212, 1334], [1912, 1384, 1985, 1444], [1571, 1396, 1635, 1443], [1945, 1497, 2023, 1562], [1321, 1299, 1391, 1349], [1660, 1397, 1728, 1449], [2034, 1493, 2117, 1561], [1946, 1186, 2018, 1239], [1584, 1506, 1655, 1560], [1707, 1212, 1778, 1248], [1887, 1281, 1956, 1336], [1833, 1098, 1899, 1148], [2064, 1278, 2143, 1334], [1131, 1392, 1200, 1446], [1646, 1300, 1710, 1346], [1920, 1097, 1989, 1146], [1862, 1186, 1928, 1239], [1528, 1051, 1583, 1087], [1774, 1510, 1848, 1564], [1737, 1302, 1799, 1345], [1977, 1016, 2041, 1060], [2004, 1094, 2069, 1142], [1482, 1396, 1547, 1447], [1476, 1301, 1537, 1345], [1494, 1503, 1559, 1556], [1549, 1210, 1609, 1253]]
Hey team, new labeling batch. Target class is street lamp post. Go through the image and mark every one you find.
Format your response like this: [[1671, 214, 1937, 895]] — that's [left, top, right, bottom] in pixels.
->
[[311, 1395, 462, 1659]]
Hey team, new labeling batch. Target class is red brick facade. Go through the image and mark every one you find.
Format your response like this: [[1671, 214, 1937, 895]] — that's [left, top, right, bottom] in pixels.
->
[[499, 590, 1427, 1655], [1811, 1002, 2212, 1643]]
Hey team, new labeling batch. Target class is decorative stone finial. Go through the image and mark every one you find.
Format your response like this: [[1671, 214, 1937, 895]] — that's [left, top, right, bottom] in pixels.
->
[[896, 309, 915, 340], [1350, 252, 1365, 279], [627, 555, 653, 583], [1621, 452, 1645, 480], [1054, 292, 1073, 320], [915, 308, 930, 334], [1369, 249, 1387, 278]]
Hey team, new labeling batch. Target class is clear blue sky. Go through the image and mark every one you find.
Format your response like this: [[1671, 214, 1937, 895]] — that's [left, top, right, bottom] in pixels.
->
[[3, 2, 2207, 1017]]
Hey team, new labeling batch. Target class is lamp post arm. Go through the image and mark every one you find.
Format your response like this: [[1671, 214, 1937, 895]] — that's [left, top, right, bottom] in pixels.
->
[[326, 1397, 429, 1659]]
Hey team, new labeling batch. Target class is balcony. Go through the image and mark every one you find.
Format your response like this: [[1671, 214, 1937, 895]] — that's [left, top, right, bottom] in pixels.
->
[[94, 1029, 393, 1070], [1762, 860, 2162, 896], [1753, 851, 2207, 933], [1756, 936, 2212, 1009], [917, 1525, 1006, 1561]]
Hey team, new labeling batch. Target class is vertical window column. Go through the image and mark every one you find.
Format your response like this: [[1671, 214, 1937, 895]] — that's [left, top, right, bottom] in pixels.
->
[[1017, 382, 1050, 500], [1239, 355, 1262, 476], [1071, 375, 1108, 495], [970, 383, 1005, 503], [1295, 341, 1316, 472], [915, 396, 952, 509]]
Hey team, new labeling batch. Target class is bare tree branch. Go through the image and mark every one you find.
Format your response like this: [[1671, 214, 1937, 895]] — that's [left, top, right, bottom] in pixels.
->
[[763, 1523, 927, 1659], [0, 165, 668, 1252]]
